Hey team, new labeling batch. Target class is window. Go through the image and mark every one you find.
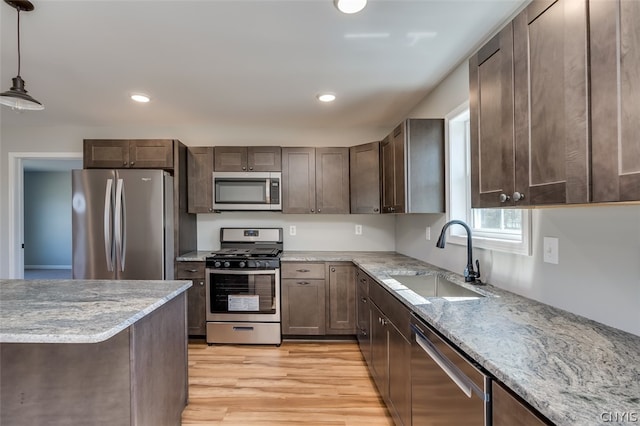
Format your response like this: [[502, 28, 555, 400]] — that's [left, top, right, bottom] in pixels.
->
[[446, 102, 531, 255]]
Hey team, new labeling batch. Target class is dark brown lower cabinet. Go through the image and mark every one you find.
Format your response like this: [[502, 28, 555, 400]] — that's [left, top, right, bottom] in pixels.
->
[[493, 381, 551, 426], [326, 263, 356, 334], [356, 270, 371, 365], [281, 278, 326, 335], [176, 261, 206, 336], [368, 287, 412, 426]]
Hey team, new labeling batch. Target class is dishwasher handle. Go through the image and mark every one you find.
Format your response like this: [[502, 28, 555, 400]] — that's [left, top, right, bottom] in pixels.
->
[[411, 323, 485, 400]]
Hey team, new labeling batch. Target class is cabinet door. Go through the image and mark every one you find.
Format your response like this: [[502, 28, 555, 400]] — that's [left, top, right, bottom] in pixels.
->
[[281, 278, 326, 335], [391, 123, 406, 213], [590, 0, 640, 202], [493, 381, 549, 426], [350, 142, 381, 214], [187, 147, 214, 213], [369, 302, 389, 400], [381, 136, 395, 213], [129, 140, 174, 169], [388, 324, 411, 426], [326, 264, 356, 334], [248, 146, 282, 172], [176, 262, 206, 336], [214, 147, 247, 171], [282, 147, 316, 214], [316, 147, 350, 214], [83, 139, 129, 169], [513, 0, 589, 205], [470, 23, 516, 208]]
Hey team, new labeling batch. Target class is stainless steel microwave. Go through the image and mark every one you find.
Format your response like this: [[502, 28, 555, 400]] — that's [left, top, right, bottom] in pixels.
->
[[212, 171, 281, 211]]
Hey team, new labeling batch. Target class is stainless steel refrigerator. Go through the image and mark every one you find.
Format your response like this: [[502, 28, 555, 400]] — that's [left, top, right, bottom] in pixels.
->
[[72, 169, 174, 280]]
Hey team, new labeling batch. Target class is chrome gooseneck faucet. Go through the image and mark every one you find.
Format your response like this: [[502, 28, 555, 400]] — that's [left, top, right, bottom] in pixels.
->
[[436, 220, 482, 284]]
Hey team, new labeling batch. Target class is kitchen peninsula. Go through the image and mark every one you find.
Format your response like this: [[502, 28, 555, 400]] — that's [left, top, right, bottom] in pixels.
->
[[0, 279, 191, 426]]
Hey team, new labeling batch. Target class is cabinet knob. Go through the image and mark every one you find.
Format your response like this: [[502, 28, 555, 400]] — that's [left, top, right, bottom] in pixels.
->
[[331, 267, 336, 272], [317, 209, 321, 213], [123, 161, 128, 166], [499, 193, 510, 203], [374, 208, 379, 212], [311, 209, 315, 213], [249, 167, 253, 170], [242, 166, 246, 170], [130, 161, 135, 166], [209, 208, 213, 212], [513, 191, 525, 202], [390, 207, 395, 212], [199, 281, 204, 286]]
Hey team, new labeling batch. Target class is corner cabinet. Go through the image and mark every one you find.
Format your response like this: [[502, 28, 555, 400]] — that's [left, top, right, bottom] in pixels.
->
[[176, 261, 206, 336], [187, 147, 214, 213], [589, 0, 640, 202], [281, 147, 350, 214], [84, 139, 174, 169], [350, 142, 381, 214], [381, 119, 445, 214]]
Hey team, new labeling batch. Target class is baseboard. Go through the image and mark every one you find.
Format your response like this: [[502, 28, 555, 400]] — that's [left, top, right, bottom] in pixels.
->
[[24, 265, 72, 270]]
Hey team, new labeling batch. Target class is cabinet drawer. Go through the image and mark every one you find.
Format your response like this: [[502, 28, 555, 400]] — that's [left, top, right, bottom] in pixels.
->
[[369, 280, 411, 340], [281, 262, 325, 279], [176, 262, 205, 279], [356, 269, 370, 295]]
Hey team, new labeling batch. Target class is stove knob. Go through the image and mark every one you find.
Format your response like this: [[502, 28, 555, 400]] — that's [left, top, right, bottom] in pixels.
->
[[239, 261, 246, 268], [223, 261, 231, 268], [214, 261, 221, 268], [255, 261, 261, 267]]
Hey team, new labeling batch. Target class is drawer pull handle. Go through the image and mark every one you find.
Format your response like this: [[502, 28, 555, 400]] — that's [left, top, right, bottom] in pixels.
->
[[297, 281, 310, 285], [296, 269, 310, 273], [185, 269, 198, 273], [233, 326, 254, 331]]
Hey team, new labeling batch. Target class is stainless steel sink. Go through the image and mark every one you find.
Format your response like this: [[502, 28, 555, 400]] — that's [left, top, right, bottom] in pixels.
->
[[389, 274, 485, 299]]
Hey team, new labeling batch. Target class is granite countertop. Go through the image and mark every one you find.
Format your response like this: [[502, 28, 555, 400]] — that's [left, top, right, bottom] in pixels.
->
[[282, 251, 640, 426], [0, 279, 192, 344]]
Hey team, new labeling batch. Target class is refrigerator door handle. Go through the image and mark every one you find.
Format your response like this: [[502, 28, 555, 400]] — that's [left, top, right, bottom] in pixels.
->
[[114, 178, 126, 272], [104, 178, 114, 271]]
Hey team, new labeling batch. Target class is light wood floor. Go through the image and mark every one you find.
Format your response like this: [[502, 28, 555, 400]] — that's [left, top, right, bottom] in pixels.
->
[[181, 340, 394, 425]]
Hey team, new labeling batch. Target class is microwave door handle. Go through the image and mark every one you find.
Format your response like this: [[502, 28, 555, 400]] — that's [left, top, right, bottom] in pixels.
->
[[265, 178, 271, 204]]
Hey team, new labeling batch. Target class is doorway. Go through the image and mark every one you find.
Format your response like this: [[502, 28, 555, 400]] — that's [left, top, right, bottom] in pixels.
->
[[8, 153, 82, 279]]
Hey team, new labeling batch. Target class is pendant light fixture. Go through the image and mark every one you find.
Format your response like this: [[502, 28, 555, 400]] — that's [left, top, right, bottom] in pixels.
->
[[0, 0, 44, 111]]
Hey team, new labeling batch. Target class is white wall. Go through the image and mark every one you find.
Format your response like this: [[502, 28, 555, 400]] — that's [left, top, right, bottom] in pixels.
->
[[400, 62, 640, 336]]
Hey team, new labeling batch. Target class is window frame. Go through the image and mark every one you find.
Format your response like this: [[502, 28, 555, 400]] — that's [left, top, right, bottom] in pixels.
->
[[444, 101, 532, 256]]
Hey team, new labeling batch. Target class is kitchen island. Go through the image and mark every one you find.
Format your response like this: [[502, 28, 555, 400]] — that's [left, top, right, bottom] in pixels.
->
[[0, 279, 191, 426]]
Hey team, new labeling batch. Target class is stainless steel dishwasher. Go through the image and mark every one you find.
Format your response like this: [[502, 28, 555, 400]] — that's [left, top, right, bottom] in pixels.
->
[[410, 313, 491, 425]]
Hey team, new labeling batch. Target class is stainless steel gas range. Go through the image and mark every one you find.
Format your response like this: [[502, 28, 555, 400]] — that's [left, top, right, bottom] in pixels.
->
[[205, 228, 283, 345]]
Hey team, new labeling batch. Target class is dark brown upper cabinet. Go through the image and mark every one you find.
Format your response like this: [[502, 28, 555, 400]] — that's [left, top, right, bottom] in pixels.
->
[[469, 23, 516, 208], [512, 0, 590, 206], [213, 146, 281, 172], [589, 0, 640, 202], [381, 119, 444, 214], [281, 147, 350, 214], [350, 141, 381, 214], [84, 139, 174, 169], [187, 147, 214, 213]]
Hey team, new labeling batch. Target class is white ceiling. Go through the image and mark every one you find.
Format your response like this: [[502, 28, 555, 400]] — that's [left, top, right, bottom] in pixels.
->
[[1, 0, 526, 132]]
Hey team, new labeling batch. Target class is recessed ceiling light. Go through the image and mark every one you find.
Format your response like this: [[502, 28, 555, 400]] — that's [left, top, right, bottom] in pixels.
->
[[317, 93, 336, 103], [334, 0, 367, 14], [130, 93, 150, 103]]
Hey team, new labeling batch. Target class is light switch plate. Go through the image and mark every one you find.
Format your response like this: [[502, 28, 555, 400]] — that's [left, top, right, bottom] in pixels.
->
[[355, 224, 362, 235], [543, 237, 559, 264], [425, 226, 431, 241], [289, 225, 296, 236]]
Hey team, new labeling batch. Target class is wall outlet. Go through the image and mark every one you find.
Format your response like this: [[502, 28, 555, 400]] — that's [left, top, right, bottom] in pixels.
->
[[355, 224, 363, 235], [289, 225, 296, 236], [425, 226, 431, 241], [543, 237, 559, 264]]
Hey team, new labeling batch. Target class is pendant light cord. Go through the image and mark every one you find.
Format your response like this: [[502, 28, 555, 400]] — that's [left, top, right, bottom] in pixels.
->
[[17, 8, 21, 76]]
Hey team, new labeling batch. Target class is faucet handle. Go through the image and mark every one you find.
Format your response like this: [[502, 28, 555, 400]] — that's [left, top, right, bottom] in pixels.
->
[[475, 259, 481, 279]]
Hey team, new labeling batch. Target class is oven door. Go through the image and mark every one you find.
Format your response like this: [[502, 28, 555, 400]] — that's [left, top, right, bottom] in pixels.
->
[[206, 268, 280, 322]]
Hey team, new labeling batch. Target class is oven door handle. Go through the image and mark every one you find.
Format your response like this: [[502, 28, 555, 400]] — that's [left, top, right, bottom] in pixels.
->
[[207, 269, 277, 275]]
